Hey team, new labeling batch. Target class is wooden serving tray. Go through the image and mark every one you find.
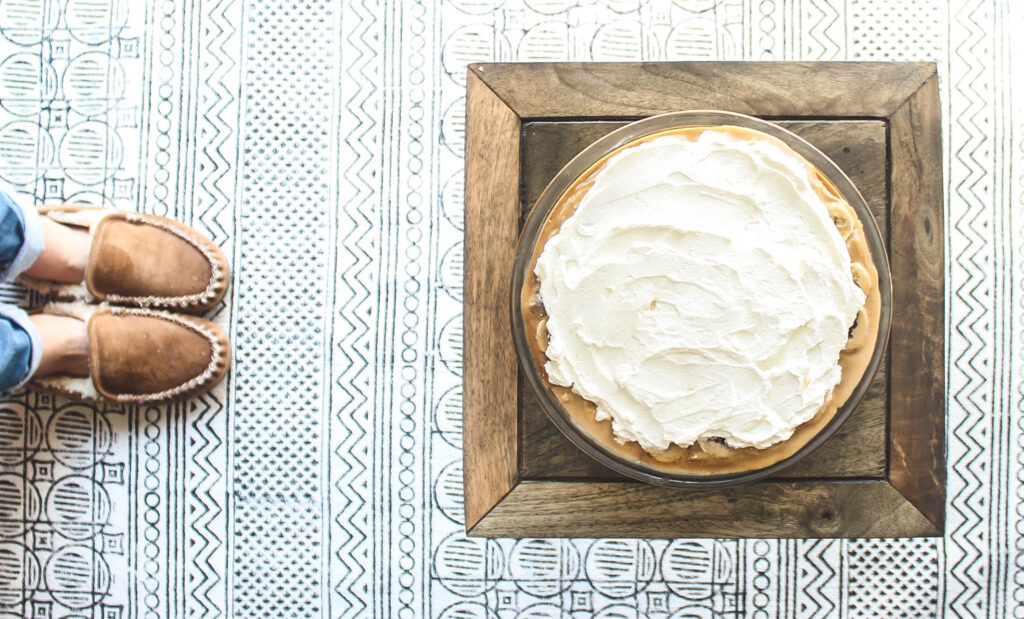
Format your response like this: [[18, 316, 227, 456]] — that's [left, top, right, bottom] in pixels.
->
[[463, 62, 944, 538]]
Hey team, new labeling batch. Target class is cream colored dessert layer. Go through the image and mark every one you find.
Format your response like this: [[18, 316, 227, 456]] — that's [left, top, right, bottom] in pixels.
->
[[534, 128, 866, 452]]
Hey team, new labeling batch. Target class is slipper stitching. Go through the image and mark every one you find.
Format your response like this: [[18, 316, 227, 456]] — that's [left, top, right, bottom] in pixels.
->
[[97, 213, 228, 310], [104, 306, 229, 402]]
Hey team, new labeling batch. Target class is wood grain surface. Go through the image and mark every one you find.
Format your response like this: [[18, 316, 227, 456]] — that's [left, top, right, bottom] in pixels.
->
[[462, 70, 522, 530], [887, 71, 946, 530], [470, 480, 941, 538], [519, 120, 889, 481], [471, 62, 937, 119]]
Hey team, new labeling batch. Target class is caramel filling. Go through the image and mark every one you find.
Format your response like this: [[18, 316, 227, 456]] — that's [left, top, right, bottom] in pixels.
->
[[521, 126, 881, 475]]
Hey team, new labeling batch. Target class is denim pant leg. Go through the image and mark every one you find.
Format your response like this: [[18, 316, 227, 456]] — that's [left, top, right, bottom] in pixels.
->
[[0, 185, 43, 281], [0, 306, 39, 392], [0, 184, 45, 391]]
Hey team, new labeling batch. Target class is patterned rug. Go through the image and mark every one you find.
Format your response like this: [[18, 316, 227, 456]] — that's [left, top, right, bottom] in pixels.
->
[[0, 0, 1019, 616]]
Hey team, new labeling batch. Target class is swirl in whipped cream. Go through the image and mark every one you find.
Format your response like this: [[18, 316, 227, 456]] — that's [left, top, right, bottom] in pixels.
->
[[534, 128, 866, 451]]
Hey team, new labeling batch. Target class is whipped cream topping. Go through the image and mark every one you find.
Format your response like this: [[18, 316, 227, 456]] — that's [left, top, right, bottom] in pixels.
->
[[535, 128, 866, 451]]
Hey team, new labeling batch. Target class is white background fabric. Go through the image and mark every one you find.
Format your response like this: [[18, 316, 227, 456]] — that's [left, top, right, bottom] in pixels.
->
[[0, 0, 1020, 617]]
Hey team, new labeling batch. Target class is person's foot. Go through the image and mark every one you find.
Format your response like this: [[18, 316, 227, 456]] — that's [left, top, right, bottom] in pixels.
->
[[30, 313, 89, 378], [30, 303, 230, 404], [24, 217, 90, 284], [20, 207, 229, 313]]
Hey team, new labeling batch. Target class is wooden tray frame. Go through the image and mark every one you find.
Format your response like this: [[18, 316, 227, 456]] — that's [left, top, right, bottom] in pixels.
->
[[463, 62, 944, 538]]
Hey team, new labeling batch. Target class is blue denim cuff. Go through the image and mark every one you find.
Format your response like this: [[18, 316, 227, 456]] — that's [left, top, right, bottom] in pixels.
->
[[0, 182, 43, 282], [0, 304, 41, 392]]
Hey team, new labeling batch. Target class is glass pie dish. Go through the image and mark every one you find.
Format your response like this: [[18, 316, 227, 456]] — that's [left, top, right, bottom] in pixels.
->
[[510, 110, 893, 488]]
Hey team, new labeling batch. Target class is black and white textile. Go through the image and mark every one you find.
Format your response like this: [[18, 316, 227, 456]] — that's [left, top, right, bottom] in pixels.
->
[[0, 0, 1019, 616]]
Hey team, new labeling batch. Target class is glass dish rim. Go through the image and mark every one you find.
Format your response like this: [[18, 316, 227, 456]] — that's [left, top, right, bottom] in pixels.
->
[[509, 109, 894, 489]]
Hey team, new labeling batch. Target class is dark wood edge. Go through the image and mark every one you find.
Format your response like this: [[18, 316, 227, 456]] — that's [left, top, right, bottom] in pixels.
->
[[468, 480, 942, 538], [887, 71, 946, 532], [463, 70, 523, 530], [470, 62, 938, 120]]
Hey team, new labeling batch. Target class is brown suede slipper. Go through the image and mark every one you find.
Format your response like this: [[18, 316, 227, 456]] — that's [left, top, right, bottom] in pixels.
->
[[31, 302, 230, 404], [19, 206, 229, 313]]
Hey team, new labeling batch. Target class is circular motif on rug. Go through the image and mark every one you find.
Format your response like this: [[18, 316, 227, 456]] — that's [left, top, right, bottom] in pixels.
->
[[438, 242, 464, 302], [45, 476, 112, 540], [438, 601, 499, 619], [662, 540, 722, 600], [46, 406, 113, 470], [0, 121, 54, 185], [591, 22, 647, 60], [606, 0, 647, 13], [442, 26, 510, 85], [0, 474, 41, 538], [584, 539, 656, 598], [0, 542, 40, 606], [44, 545, 111, 609], [434, 385, 463, 447], [437, 316, 463, 376], [523, 0, 572, 15], [518, 22, 570, 61], [673, 0, 718, 12], [516, 603, 572, 619], [448, 0, 504, 15], [0, 54, 57, 117], [665, 22, 717, 59], [440, 172, 464, 230], [0, 406, 42, 466], [66, 0, 129, 45], [0, 0, 60, 46], [59, 121, 124, 185], [510, 538, 580, 597], [434, 533, 503, 597], [63, 52, 127, 117], [595, 605, 645, 619], [440, 98, 466, 157], [434, 460, 465, 525]]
